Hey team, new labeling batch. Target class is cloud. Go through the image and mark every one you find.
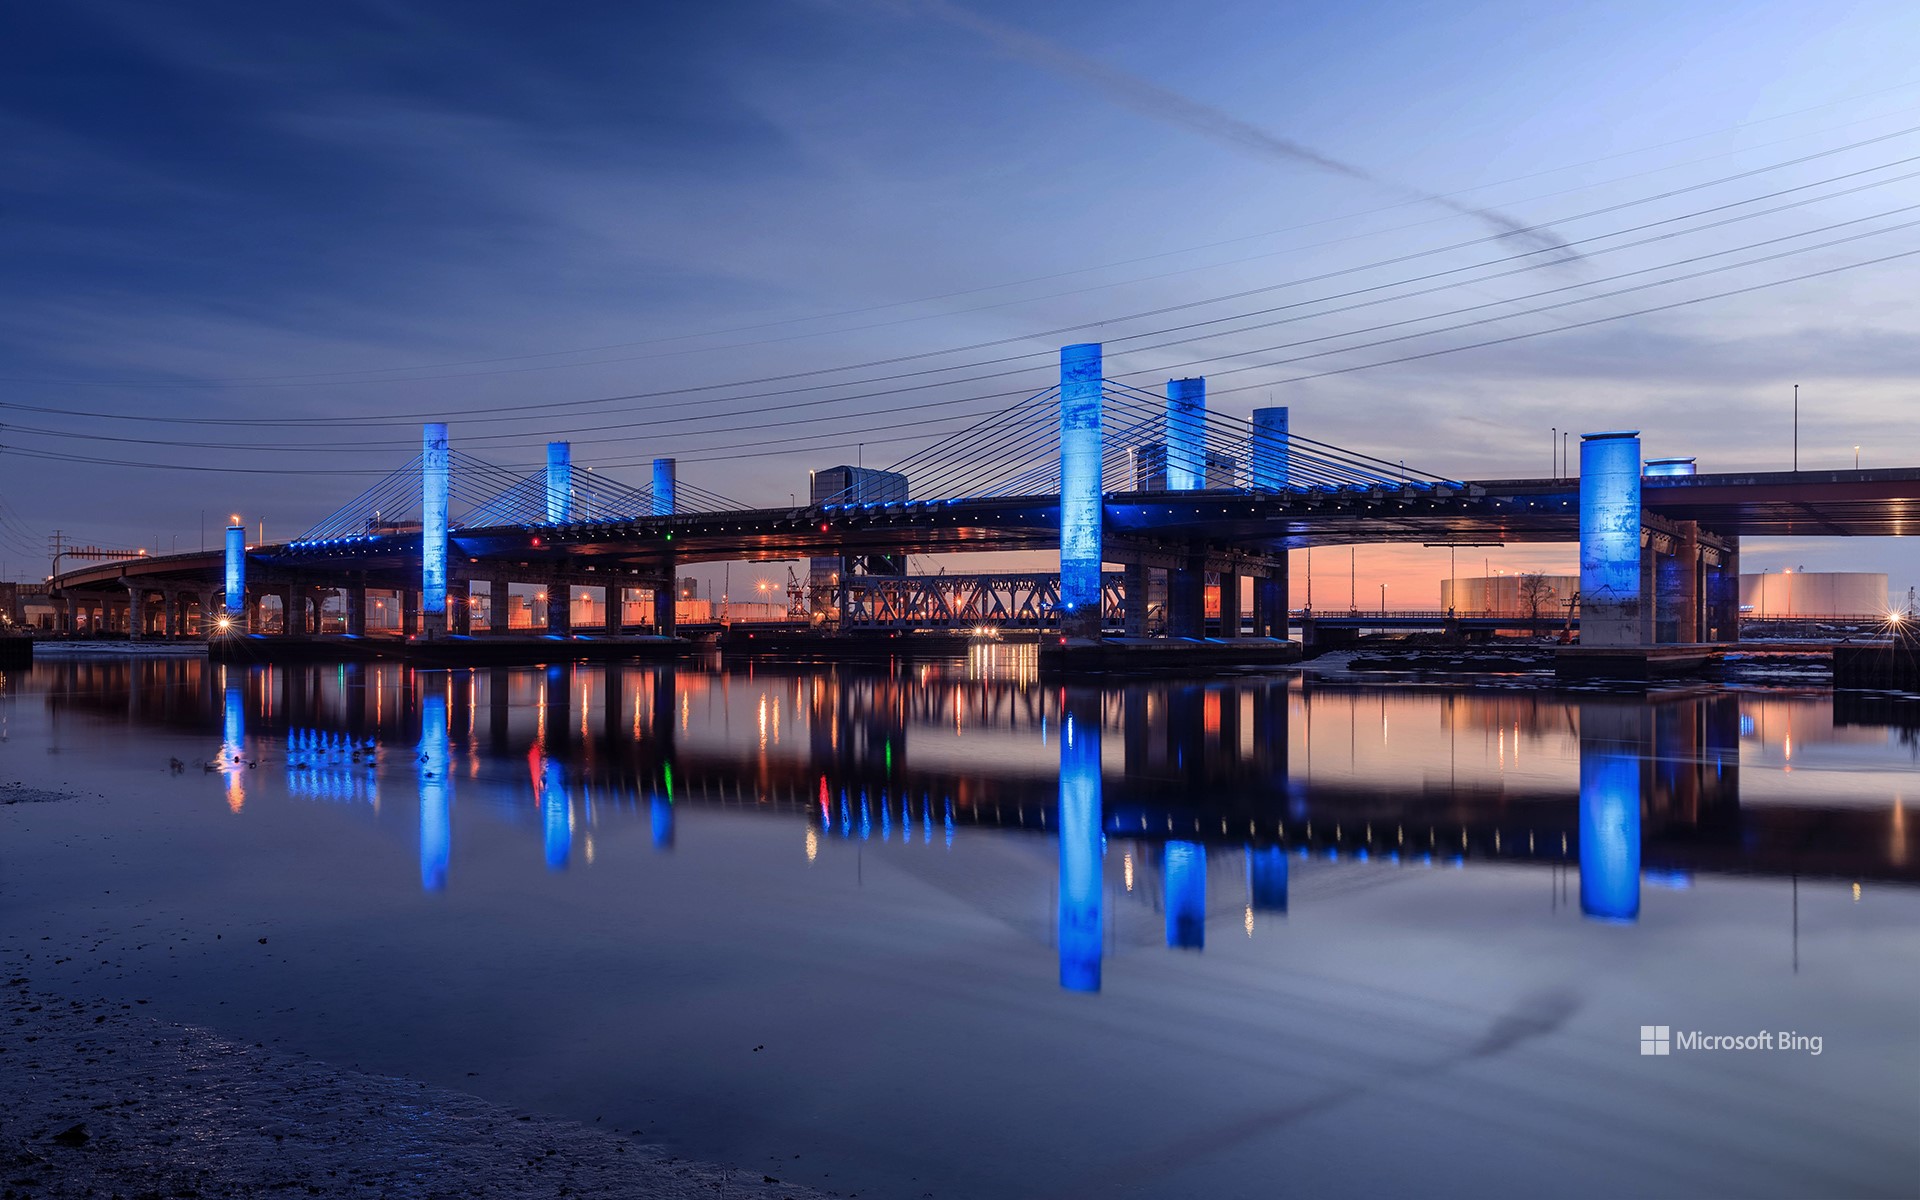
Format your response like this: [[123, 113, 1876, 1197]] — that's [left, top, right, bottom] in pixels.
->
[[881, 0, 1580, 263]]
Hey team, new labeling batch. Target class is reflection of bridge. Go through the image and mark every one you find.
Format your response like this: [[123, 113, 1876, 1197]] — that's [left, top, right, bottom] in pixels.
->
[[46, 343, 1920, 660], [42, 659, 1915, 896]]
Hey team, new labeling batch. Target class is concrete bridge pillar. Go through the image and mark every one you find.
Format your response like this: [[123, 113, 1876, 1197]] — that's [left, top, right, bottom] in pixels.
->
[[489, 580, 510, 633], [1122, 562, 1149, 637], [1252, 558, 1289, 640], [282, 585, 304, 637], [546, 583, 570, 636], [655, 569, 678, 637], [1657, 521, 1701, 643], [1059, 343, 1104, 640], [161, 589, 178, 638], [125, 585, 146, 639], [347, 586, 367, 636], [1578, 432, 1643, 647], [402, 588, 419, 637], [1218, 570, 1241, 637], [1166, 377, 1205, 491], [1168, 551, 1206, 638], [450, 579, 471, 635], [1639, 535, 1658, 645], [604, 584, 623, 634], [1705, 539, 1740, 642]]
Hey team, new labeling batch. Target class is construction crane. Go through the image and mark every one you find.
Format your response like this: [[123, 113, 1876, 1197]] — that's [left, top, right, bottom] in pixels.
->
[[785, 566, 808, 620]]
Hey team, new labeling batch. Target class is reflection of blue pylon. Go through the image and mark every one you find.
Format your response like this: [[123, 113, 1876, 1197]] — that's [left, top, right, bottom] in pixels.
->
[[1057, 705, 1103, 992], [542, 761, 570, 871], [419, 693, 450, 892]]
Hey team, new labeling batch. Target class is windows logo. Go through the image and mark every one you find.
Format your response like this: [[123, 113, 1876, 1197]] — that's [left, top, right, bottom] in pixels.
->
[[1640, 1025, 1671, 1056]]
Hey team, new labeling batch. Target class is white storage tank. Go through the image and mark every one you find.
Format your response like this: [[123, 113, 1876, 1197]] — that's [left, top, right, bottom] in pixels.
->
[[1739, 571, 1888, 617]]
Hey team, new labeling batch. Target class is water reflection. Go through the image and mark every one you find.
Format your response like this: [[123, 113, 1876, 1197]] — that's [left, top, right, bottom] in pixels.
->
[[1056, 693, 1102, 993], [23, 656, 1920, 991], [543, 759, 570, 871], [1163, 842, 1206, 951], [419, 692, 450, 892], [220, 681, 245, 813], [1578, 706, 1641, 922]]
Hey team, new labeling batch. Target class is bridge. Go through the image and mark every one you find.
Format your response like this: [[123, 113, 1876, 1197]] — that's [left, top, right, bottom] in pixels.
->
[[46, 342, 1920, 663]]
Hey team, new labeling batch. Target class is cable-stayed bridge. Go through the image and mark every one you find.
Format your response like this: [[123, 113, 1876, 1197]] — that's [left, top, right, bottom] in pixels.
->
[[47, 342, 1920, 661]]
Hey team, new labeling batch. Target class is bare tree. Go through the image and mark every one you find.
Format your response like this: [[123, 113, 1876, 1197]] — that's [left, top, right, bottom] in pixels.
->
[[1517, 573, 1557, 623]]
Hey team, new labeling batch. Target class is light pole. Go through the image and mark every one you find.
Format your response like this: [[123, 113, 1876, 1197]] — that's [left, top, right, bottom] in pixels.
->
[[1551, 427, 1557, 478], [1380, 582, 1386, 617], [1793, 384, 1799, 471]]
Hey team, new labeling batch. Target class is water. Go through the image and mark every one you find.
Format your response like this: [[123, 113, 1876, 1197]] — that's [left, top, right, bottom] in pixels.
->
[[2, 652, 1916, 1199]]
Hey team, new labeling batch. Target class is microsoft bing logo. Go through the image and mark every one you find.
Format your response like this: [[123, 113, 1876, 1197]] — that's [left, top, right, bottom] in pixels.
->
[[1640, 1025, 1671, 1056]]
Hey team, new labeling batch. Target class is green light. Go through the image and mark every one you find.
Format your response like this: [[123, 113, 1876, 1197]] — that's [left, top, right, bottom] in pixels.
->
[[663, 761, 674, 798], [884, 741, 892, 773]]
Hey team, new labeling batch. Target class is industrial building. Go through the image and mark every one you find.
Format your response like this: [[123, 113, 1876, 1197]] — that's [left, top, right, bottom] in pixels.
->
[[1130, 442, 1239, 491]]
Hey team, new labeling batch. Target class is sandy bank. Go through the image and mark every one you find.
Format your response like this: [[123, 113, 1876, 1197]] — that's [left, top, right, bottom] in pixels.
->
[[1, 975, 841, 1200]]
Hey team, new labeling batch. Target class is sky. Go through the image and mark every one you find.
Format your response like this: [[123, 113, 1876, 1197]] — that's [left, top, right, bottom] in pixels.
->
[[4, 0, 1920, 604]]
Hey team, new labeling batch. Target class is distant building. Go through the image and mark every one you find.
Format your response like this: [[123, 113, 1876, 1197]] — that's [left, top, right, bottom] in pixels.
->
[[1740, 571, 1887, 617], [810, 466, 910, 616], [1130, 443, 1239, 491], [0, 582, 52, 631]]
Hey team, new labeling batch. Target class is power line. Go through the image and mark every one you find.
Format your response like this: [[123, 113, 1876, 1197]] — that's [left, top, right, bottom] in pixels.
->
[[7, 119, 1920, 433]]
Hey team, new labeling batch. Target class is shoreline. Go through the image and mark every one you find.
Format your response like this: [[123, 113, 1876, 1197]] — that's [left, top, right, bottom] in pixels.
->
[[1, 972, 838, 1200]]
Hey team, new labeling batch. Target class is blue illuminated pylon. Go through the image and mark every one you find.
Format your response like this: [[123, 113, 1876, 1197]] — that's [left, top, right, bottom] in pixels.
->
[[223, 524, 246, 620], [652, 458, 676, 517], [1059, 344, 1103, 639], [1252, 407, 1289, 490], [1057, 700, 1103, 992], [422, 423, 449, 631], [1165, 377, 1205, 491], [1579, 431, 1643, 646], [546, 442, 573, 523]]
